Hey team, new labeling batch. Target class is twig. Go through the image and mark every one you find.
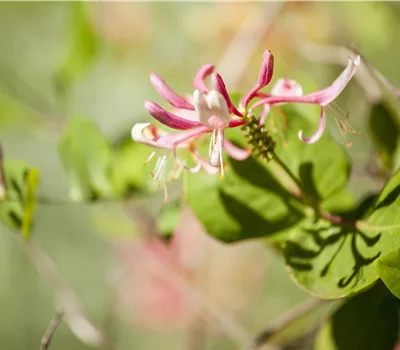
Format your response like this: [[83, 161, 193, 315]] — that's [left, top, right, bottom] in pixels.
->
[[270, 154, 358, 229], [350, 45, 400, 100], [293, 39, 382, 104], [246, 297, 327, 350], [40, 306, 64, 350], [20, 237, 114, 348], [218, 2, 284, 89]]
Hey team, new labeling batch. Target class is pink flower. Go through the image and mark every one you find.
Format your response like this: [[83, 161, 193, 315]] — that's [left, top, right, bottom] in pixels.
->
[[132, 50, 360, 201], [117, 207, 268, 331], [132, 50, 275, 182], [250, 55, 361, 144]]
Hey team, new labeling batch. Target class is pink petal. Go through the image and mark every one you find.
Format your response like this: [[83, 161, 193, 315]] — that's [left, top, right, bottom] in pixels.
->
[[211, 73, 243, 117], [224, 140, 251, 160], [162, 126, 210, 146], [259, 104, 271, 126], [150, 73, 195, 110], [193, 151, 220, 175], [207, 115, 226, 129], [271, 78, 303, 97], [313, 55, 360, 106], [173, 149, 202, 173], [145, 100, 202, 130], [298, 107, 326, 144], [228, 119, 246, 128], [132, 122, 209, 149], [193, 64, 214, 92], [251, 55, 360, 111], [241, 50, 274, 107]]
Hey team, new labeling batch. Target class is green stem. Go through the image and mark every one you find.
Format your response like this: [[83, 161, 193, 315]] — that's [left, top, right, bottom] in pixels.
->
[[271, 154, 357, 228], [272, 154, 304, 197]]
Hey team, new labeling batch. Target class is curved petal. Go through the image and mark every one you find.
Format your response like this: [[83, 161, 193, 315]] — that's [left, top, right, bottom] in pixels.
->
[[259, 104, 271, 126], [313, 55, 360, 106], [211, 73, 243, 117], [193, 64, 214, 92], [228, 118, 246, 128], [173, 149, 202, 173], [145, 100, 202, 130], [150, 73, 194, 110], [131, 123, 162, 148], [250, 55, 361, 111], [132, 123, 209, 149], [192, 151, 220, 175], [162, 126, 210, 147], [241, 50, 274, 107], [298, 108, 326, 144], [224, 140, 251, 160]]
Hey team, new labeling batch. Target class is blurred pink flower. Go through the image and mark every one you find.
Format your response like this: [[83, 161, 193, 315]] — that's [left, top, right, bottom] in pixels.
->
[[117, 207, 268, 331]]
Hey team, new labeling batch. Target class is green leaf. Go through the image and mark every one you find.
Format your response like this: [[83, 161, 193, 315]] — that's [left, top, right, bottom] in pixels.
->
[[156, 199, 182, 238], [0, 160, 38, 235], [274, 106, 351, 201], [315, 282, 398, 350], [369, 102, 399, 169], [187, 155, 305, 243], [111, 141, 152, 197], [375, 247, 400, 298], [187, 109, 350, 243], [55, 2, 98, 96], [58, 116, 114, 201], [284, 168, 400, 298], [21, 169, 39, 239], [283, 217, 382, 298]]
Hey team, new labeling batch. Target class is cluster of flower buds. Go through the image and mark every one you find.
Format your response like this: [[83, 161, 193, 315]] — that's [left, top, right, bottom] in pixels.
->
[[131, 49, 360, 201]]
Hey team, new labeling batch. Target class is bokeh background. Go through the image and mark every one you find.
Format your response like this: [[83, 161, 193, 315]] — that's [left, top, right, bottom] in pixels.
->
[[0, 2, 399, 349]]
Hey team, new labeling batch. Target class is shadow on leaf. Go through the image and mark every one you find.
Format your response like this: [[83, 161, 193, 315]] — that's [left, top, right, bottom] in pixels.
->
[[284, 223, 382, 290], [219, 190, 303, 241]]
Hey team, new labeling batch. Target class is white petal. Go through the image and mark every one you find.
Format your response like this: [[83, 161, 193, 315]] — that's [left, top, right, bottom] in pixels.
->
[[131, 123, 159, 147], [209, 129, 224, 167], [193, 89, 213, 126], [206, 90, 231, 126]]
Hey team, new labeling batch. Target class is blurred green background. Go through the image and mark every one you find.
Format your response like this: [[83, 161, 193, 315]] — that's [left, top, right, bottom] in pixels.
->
[[0, 2, 399, 349]]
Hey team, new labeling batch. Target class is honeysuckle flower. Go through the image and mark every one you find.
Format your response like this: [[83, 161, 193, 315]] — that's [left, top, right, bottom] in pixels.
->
[[250, 55, 361, 144], [131, 122, 218, 201], [132, 52, 275, 180]]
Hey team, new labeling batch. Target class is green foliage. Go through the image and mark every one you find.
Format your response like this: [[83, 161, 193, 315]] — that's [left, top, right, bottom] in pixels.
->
[[276, 106, 351, 201], [315, 282, 398, 350], [282, 217, 382, 298], [0, 160, 38, 237], [284, 168, 400, 298], [369, 102, 399, 170], [156, 199, 182, 238], [375, 247, 400, 298], [187, 108, 350, 243], [58, 116, 115, 201], [187, 155, 304, 243], [55, 2, 98, 97], [112, 141, 152, 197]]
